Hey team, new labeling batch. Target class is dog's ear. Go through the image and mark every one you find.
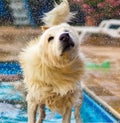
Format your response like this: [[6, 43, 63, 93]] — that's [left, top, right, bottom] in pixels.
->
[[41, 26, 50, 31]]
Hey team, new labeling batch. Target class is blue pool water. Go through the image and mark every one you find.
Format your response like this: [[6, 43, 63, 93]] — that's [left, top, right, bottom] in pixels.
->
[[0, 82, 118, 123], [0, 62, 119, 122], [0, 62, 22, 75]]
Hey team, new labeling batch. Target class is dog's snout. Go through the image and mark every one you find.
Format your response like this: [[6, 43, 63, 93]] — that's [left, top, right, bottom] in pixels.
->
[[59, 33, 74, 46], [60, 33, 75, 53], [59, 33, 70, 42]]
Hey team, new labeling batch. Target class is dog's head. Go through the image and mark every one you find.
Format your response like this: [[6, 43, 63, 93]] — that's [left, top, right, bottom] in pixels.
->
[[39, 23, 80, 67]]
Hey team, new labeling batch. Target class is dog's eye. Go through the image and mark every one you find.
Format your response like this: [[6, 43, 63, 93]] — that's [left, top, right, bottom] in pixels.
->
[[48, 36, 54, 42]]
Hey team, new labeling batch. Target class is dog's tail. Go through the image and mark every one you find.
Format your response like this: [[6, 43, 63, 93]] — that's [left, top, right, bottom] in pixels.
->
[[42, 0, 75, 26]]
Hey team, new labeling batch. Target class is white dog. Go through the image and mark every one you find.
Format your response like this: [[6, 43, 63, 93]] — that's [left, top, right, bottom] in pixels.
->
[[19, 1, 85, 123]]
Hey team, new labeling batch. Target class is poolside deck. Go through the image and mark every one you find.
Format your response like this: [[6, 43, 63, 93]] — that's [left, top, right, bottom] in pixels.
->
[[0, 27, 120, 119], [81, 46, 120, 118]]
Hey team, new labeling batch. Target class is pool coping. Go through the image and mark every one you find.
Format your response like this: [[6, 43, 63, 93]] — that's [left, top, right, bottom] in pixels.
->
[[0, 74, 23, 82], [81, 83, 120, 120], [0, 61, 23, 82]]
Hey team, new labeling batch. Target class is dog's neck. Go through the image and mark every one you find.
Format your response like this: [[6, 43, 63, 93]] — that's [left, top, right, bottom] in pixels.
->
[[40, 56, 84, 96]]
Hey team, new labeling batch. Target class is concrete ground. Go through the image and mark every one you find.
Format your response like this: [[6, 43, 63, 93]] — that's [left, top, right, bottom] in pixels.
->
[[82, 46, 120, 115], [0, 27, 120, 117], [0, 27, 41, 61]]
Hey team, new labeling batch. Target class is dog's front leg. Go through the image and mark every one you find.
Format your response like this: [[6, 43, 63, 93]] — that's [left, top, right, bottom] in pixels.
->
[[27, 100, 38, 123], [62, 107, 72, 123], [74, 86, 83, 123], [74, 105, 82, 123], [36, 104, 46, 123]]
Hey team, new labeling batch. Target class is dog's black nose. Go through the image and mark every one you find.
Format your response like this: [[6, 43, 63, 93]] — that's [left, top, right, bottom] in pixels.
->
[[59, 33, 74, 46], [59, 33, 74, 53], [59, 33, 70, 42]]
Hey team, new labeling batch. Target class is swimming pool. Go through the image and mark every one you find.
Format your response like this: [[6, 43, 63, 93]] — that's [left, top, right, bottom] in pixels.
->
[[0, 82, 118, 123], [0, 62, 119, 122]]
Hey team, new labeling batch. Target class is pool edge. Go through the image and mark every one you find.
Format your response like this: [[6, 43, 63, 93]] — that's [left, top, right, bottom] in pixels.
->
[[81, 83, 120, 120]]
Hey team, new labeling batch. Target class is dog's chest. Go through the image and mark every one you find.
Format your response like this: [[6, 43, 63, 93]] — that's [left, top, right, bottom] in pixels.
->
[[38, 86, 74, 103], [44, 91, 75, 114], [29, 84, 75, 114], [27, 83, 82, 114]]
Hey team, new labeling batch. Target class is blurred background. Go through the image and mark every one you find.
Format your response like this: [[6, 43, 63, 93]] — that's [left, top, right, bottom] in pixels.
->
[[0, 1, 120, 122], [0, 0, 120, 26], [0, 0, 120, 61]]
